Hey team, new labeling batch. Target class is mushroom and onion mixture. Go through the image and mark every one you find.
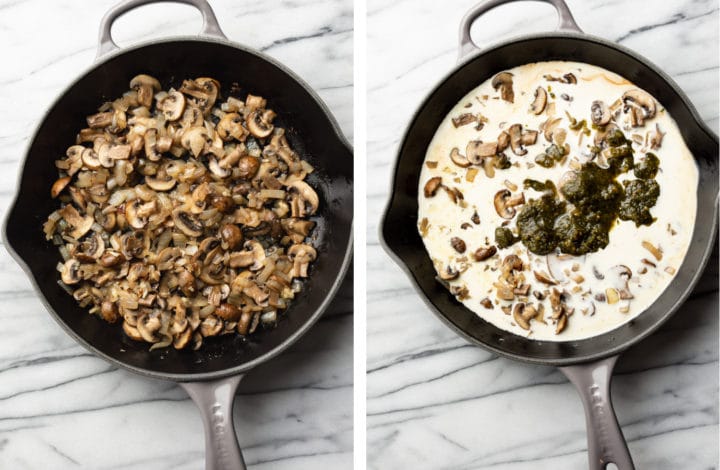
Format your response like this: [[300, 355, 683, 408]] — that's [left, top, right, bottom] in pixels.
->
[[418, 61, 698, 341], [44, 74, 321, 350]]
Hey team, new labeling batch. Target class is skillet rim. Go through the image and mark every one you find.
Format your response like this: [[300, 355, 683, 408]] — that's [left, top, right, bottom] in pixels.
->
[[2, 34, 354, 382], [380, 30, 719, 366]]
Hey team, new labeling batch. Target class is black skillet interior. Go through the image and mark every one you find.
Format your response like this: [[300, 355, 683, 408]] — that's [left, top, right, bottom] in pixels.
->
[[5, 39, 353, 379], [382, 34, 718, 366]]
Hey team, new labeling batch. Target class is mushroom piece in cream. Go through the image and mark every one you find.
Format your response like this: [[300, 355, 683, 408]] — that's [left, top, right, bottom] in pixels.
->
[[418, 61, 698, 341]]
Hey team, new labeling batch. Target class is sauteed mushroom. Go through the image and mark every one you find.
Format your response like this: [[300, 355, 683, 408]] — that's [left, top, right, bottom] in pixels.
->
[[45, 75, 320, 350]]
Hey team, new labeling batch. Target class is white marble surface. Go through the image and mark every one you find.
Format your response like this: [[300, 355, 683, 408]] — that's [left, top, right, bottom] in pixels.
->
[[0, 0, 352, 468], [367, 0, 718, 468]]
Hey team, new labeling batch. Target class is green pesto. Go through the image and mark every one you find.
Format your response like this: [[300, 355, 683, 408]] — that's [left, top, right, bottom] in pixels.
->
[[634, 152, 660, 179], [523, 179, 557, 195], [619, 179, 660, 226], [515, 195, 566, 255], [534, 144, 566, 168], [494, 227, 518, 249]]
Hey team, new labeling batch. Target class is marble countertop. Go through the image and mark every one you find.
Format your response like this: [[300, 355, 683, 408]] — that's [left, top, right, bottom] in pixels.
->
[[367, 0, 718, 468], [0, 0, 352, 468]]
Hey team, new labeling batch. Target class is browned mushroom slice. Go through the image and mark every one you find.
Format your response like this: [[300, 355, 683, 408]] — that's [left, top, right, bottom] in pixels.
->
[[530, 87, 547, 115], [590, 100, 611, 126], [247, 109, 276, 138], [491, 72, 514, 103], [466, 140, 497, 165], [61, 259, 82, 285], [437, 265, 459, 281], [497, 131, 510, 152], [508, 124, 527, 156], [492, 191, 525, 221], [423, 176, 442, 197], [75, 232, 105, 262], [172, 209, 203, 237], [217, 113, 249, 141], [648, 123, 664, 150], [451, 113, 476, 127], [129, 74, 161, 108], [288, 244, 317, 278], [473, 246, 497, 262], [180, 77, 220, 115], [180, 126, 210, 158], [449, 147, 470, 167], [288, 181, 319, 217], [58, 205, 94, 239], [51, 176, 72, 198], [622, 89, 656, 126], [229, 240, 266, 270], [87, 112, 113, 129], [158, 90, 186, 121]]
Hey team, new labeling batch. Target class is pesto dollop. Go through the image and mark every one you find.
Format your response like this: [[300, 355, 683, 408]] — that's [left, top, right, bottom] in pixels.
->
[[500, 130, 661, 255]]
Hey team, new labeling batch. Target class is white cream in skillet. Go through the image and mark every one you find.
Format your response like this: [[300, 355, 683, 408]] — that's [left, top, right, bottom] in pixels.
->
[[418, 61, 698, 341]]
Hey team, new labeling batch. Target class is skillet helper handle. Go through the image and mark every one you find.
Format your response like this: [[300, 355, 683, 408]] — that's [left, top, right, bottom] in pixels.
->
[[458, 0, 583, 61], [180, 375, 246, 470], [560, 356, 635, 470], [97, 0, 227, 60]]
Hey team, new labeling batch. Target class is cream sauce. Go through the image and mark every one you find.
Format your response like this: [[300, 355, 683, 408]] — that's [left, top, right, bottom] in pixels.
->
[[418, 61, 698, 341]]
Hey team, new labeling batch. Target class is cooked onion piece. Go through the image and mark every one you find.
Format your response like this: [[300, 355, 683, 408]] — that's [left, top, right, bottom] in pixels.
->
[[46, 75, 319, 350]]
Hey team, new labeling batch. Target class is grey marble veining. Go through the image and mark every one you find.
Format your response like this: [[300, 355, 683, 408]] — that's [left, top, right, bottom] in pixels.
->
[[0, 0, 352, 468], [367, 0, 718, 468]]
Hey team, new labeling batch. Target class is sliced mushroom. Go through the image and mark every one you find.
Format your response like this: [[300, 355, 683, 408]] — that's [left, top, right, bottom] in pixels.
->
[[58, 205, 94, 239], [173, 326, 193, 349], [51, 176, 72, 198], [145, 173, 176, 191], [648, 123, 664, 150], [449, 148, 470, 167], [530, 87, 547, 115], [491, 72, 514, 103], [610, 264, 634, 300], [466, 140, 497, 165], [181, 126, 210, 158], [497, 131, 510, 152], [81, 148, 102, 169], [508, 124, 529, 156], [75, 232, 105, 261], [622, 89, 656, 126], [229, 240, 266, 270], [237, 155, 260, 180], [590, 100, 611, 126], [533, 270, 558, 285], [247, 109, 276, 138], [494, 189, 514, 219], [129, 74, 161, 108], [217, 113, 249, 142], [61, 259, 82, 285], [288, 181, 319, 217], [424, 177, 442, 197], [542, 117, 562, 142], [158, 90, 185, 121], [288, 244, 317, 278], [173, 209, 203, 237], [473, 246, 497, 262], [137, 313, 162, 343], [513, 303, 530, 330]]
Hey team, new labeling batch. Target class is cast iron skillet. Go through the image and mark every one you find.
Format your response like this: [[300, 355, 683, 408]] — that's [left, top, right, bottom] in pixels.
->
[[380, 0, 718, 468], [2, 1, 352, 469]]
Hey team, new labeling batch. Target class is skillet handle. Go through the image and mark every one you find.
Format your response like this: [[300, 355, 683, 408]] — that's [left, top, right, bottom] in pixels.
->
[[559, 356, 635, 470], [458, 0, 583, 61], [180, 375, 246, 470], [97, 0, 227, 60]]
